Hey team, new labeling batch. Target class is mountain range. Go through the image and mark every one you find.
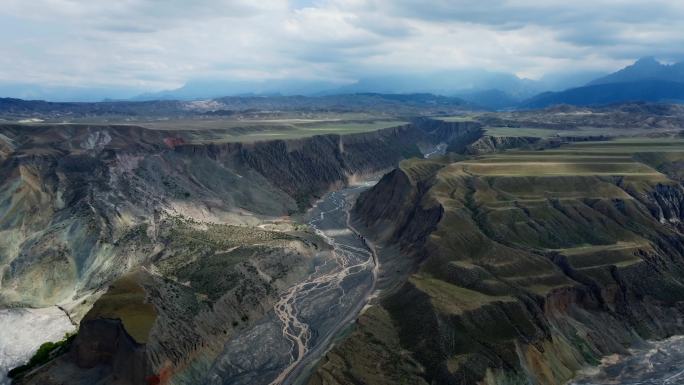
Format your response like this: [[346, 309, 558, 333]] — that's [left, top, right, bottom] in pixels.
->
[[139, 69, 604, 108], [523, 57, 684, 108], [589, 57, 684, 85], [133, 57, 684, 109], [1, 57, 684, 109]]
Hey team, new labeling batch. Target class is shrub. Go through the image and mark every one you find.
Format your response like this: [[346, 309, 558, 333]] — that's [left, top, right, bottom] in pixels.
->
[[7, 333, 76, 379]]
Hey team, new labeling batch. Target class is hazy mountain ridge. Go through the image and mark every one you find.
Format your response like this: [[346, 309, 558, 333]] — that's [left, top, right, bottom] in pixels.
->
[[3, 57, 681, 111], [522, 58, 684, 108], [0, 67, 604, 108], [589, 57, 684, 85], [522, 80, 684, 108], [140, 69, 605, 110]]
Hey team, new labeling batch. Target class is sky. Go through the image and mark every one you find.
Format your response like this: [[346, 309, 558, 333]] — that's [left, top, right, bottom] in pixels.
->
[[1, 0, 684, 98]]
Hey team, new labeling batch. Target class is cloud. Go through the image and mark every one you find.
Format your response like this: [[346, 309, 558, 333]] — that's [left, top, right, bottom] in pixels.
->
[[377, 0, 684, 58], [0, 0, 683, 95]]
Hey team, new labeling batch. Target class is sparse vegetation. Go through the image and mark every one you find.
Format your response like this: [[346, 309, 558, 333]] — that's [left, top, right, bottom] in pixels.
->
[[8, 333, 76, 379]]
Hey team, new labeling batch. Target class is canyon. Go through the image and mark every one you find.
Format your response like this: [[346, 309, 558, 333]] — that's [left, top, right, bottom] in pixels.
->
[[0, 117, 480, 384], [2, 102, 684, 385]]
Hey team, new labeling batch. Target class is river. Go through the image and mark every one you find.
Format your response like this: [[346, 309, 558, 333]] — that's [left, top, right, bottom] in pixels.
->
[[10, 177, 679, 385], [204, 182, 377, 385]]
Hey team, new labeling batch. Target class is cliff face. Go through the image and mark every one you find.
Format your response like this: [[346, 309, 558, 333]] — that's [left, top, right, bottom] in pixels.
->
[[0, 119, 480, 309], [466, 135, 541, 154], [311, 150, 684, 385], [1, 119, 482, 384], [465, 134, 612, 155], [175, 120, 482, 208]]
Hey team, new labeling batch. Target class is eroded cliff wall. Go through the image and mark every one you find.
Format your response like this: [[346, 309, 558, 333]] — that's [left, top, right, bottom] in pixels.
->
[[311, 153, 684, 385]]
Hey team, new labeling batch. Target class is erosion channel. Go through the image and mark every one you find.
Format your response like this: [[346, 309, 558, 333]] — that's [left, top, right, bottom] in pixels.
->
[[205, 182, 378, 385]]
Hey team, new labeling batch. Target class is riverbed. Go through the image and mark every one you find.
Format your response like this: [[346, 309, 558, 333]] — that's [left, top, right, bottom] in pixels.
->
[[203, 182, 377, 385]]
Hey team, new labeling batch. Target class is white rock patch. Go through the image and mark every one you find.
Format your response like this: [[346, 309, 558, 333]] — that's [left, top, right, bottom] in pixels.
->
[[0, 307, 75, 385]]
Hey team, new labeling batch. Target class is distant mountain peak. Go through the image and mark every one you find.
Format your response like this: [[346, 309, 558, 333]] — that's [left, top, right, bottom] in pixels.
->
[[634, 56, 659, 66], [588, 56, 684, 86], [523, 79, 684, 108]]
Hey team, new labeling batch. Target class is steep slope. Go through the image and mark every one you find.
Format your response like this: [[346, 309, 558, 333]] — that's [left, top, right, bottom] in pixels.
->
[[310, 140, 684, 385], [0, 119, 483, 384]]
